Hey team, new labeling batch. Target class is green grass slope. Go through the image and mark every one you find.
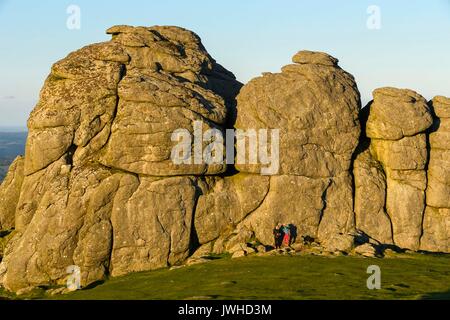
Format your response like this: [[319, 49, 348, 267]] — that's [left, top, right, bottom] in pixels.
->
[[2, 253, 448, 300]]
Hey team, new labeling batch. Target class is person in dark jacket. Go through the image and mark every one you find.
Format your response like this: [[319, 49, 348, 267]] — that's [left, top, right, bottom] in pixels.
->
[[273, 223, 283, 249]]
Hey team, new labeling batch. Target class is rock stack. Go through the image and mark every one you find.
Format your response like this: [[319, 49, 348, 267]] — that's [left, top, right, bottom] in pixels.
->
[[360, 88, 432, 250], [355, 89, 449, 252], [421, 96, 450, 252], [0, 25, 448, 294], [0, 25, 242, 292], [232, 50, 361, 252]]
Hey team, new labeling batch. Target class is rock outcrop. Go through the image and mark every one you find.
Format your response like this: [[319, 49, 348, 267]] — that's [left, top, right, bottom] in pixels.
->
[[421, 96, 450, 252], [232, 50, 361, 251], [0, 156, 24, 230], [355, 88, 449, 252], [353, 148, 393, 245], [367, 88, 431, 250], [0, 26, 449, 294], [0, 25, 242, 292]]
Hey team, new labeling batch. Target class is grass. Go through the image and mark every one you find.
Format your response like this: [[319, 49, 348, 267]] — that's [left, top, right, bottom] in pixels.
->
[[1, 252, 449, 300]]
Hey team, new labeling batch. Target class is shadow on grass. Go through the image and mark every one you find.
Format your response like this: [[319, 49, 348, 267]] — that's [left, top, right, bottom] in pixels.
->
[[82, 280, 105, 290], [420, 289, 450, 300]]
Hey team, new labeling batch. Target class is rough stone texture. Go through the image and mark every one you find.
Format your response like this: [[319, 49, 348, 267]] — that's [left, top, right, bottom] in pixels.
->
[[235, 51, 361, 178], [0, 157, 24, 230], [2, 165, 119, 291], [320, 234, 355, 253], [356, 94, 450, 252], [354, 243, 378, 258], [98, 70, 228, 176], [194, 173, 270, 246], [239, 175, 330, 245], [234, 51, 361, 250], [363, 88, 432, 251], [353, 148, 393, 244], [420, 207, 450, 253], [385, 167, 426, 250], [110, 176, 198, 277], [426, 96, 450, 208], [0, 25, 242, 293], [366, 87, 433, 141], [317, 173, 356, 243], [370, 135, 428, 171], [421, 96, 450, 252]]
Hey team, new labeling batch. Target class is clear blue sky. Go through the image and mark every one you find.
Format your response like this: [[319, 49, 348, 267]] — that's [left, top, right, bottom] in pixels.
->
[[1, 0, 450, 128]]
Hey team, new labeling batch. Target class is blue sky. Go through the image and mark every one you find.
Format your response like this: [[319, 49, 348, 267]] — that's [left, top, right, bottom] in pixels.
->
[[1, 0, 450, 128]]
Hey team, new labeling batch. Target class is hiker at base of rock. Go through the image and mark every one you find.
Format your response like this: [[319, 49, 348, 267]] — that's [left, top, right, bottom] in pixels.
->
[[282, 224, 291, 247], [273, 223, 283, 249]]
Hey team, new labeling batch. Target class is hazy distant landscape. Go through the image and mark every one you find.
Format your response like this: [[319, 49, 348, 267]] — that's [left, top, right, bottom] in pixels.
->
[[0, 131, 27, 182]]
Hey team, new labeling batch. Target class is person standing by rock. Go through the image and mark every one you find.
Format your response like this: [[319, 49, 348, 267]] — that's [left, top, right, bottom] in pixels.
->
[[273, 223, 283, 249], [282, 224, 291, 247]]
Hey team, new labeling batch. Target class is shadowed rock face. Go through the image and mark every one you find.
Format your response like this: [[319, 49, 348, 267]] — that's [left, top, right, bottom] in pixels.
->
[[0, 26, 449, 294], [355, 89, 449, 252], [354, 148, 393, 245], [421, 96, 450, 253]]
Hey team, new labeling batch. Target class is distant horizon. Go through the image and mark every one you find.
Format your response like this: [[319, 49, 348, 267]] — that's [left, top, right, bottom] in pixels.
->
[[0, 126, 28, 133], [1, 0, 450, 127]]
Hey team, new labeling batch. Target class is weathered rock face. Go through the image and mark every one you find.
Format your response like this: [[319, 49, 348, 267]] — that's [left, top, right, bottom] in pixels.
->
[[234, 51, 361, 250], [0, 25, 242, 292], [366, 88, 433, 141], [353, 148, 393, 245], [369, 88, 431, 250], [194, 174, 270, 246], [355, 88, 437, 251], [421, 96, 450, 252], [0, 157, 24, 230], [110, 175, 198, 277], [0, 26, 449, 293], [235, 50, 361, 178]]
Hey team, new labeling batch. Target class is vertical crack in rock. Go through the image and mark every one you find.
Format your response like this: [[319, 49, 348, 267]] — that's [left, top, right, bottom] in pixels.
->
[[188, 181, 203, 256], [65, 144, 78, 167], [317, 179, 332, 229], [419, 125, 433, 247]]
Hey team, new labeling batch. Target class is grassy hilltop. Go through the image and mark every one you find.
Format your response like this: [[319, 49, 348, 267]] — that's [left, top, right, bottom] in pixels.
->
[[1, 253, 449, 300]]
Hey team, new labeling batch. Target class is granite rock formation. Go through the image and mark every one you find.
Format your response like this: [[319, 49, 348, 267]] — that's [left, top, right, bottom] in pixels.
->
[[0, 25, 242, 292], [0, 26, 449, 294], [354, 89, 449, 252], [421, 96, 450, 252], [232, 50, 361, 251]]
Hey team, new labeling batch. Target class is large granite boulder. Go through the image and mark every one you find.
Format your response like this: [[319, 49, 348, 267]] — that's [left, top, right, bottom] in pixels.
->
[[234, 51, 361, 249], [235, 50, 361, 177], [366, 87, 433, 141], [421, 96, 450, 252], [0, 25, 242, 292], [359, 88, 432, 251]]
